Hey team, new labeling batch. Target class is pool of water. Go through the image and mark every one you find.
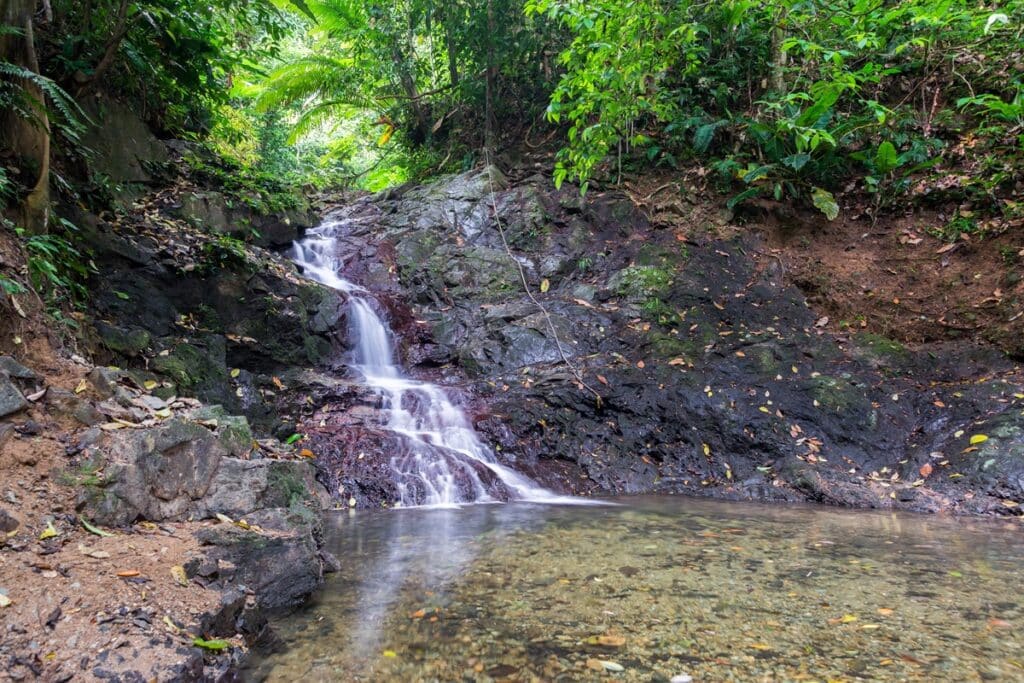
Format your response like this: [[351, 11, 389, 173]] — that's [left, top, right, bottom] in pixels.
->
[[241, 498, 1024, 681]]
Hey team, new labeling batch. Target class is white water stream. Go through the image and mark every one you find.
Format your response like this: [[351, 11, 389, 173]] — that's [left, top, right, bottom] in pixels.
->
[[292, 218, 564, 507]]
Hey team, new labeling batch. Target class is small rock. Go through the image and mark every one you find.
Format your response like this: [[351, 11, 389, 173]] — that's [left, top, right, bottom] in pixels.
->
[[0, 356, 36, 380], [671, 675, 694, 683], [0, 507, 19, 532], [0, 376, 28, 417]]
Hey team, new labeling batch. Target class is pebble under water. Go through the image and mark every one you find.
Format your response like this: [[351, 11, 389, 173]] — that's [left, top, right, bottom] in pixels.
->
[[241, 497, 1024, 681]]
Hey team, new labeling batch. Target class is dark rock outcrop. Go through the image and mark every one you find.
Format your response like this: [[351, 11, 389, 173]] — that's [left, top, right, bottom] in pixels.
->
[[75, 211, 348, 433], [299, 167, 1024, 515]]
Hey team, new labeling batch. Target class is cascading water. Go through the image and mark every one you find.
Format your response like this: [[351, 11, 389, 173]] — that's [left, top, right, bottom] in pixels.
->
[[291, 218, 563, 507]]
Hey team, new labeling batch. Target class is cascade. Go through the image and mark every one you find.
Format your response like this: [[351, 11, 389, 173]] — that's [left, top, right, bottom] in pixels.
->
[[292, 218, 561, 507]]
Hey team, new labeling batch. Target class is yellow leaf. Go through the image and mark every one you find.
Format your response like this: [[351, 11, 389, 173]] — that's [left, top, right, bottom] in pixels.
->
[[39, 522, 59, 540], [702, 443, 711, 456], [969, 434, 989, 445], [377, 125, 395, 146], [840, 614, 857, 623], [171, 565, 189, 587], [382, 650, 397, 658], [74, 379, 88, 394], [154, 408, 172, 419], [144, 380, 158, 390], [759, 406, 770, 414], [540, 278, 550, 293], [230, 369, 241, 378]]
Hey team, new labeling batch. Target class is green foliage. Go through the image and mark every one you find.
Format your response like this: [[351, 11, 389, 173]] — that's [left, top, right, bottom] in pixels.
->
[[531, 0, 1024, 217], [182, 147, 303, 215], [201, 235, 251, 271], [0, 53, 87, 142], [256, 0, 561, 186], [16, 219, 94, 311], [44, 0, 292, 135]]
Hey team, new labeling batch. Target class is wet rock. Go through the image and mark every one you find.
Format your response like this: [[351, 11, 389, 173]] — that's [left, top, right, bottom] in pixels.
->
[[195, 521, 324, 610], [0, 376, 28, 417]]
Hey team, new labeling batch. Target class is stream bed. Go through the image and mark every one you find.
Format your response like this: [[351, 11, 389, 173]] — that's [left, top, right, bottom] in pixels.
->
[[241, 497, 1024, 681]]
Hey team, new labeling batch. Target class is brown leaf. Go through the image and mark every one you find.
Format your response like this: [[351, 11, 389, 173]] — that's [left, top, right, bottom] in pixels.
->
[[116, 570, 140, 578], [596, 375, 609, 385], [919, 462, 933, 478], [636, 360, 645, 369]]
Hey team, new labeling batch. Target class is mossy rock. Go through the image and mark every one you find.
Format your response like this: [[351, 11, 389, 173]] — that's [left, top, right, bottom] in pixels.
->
[[808, 375, 871, 415], [188, 405, 254, 457], [96, 322, 151, 357], [854, 332, 909, 362], [610, 266, 674, 302], [151, 340, 228, 390]]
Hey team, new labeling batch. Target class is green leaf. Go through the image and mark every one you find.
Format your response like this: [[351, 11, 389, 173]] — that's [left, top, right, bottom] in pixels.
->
[[741, 164, 773, 184], [726, 187, 762, 210], [80, 516, 115, 538], [285, 433, 303, 445], [874, 142, 898, 174], [693, 122, 724, 153], [782, 153, 811, 171], [811, 187, 839, 221], [193, 637, 231, 651]]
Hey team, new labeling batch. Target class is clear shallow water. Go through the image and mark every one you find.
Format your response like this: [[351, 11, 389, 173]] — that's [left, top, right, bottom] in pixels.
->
[[242, 498, 1024, 682]]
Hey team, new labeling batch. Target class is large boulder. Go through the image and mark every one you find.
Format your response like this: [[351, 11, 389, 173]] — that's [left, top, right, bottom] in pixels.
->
[[79, 412, 324, 526]]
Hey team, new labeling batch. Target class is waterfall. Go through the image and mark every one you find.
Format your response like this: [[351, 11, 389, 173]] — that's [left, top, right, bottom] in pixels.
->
[[291, 218, 562, 507]]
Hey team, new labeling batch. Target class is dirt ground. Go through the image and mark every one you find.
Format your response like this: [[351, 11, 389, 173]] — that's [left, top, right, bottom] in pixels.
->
[[0, 358, 231, 682], [619, 168, 1024, 358]]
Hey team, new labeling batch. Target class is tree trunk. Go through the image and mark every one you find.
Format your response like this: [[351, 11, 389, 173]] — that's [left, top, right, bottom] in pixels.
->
[[391, 45, 430, 144], [444, 11, 459, 88], [483, 0, 496, 153], [0, 0, 50, 234], [769, 11, 788, 95]]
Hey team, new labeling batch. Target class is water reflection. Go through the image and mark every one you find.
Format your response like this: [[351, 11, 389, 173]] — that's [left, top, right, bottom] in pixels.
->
[[243, 498, 1024, 682]]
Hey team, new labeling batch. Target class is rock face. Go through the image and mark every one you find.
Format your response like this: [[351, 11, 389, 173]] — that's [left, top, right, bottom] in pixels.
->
[[79, 94, 170, 201], [301, 167, 1024, 515], [80, 410, 324, 527], [174, 189, 317, 248], [75, 211, 348, 433]]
